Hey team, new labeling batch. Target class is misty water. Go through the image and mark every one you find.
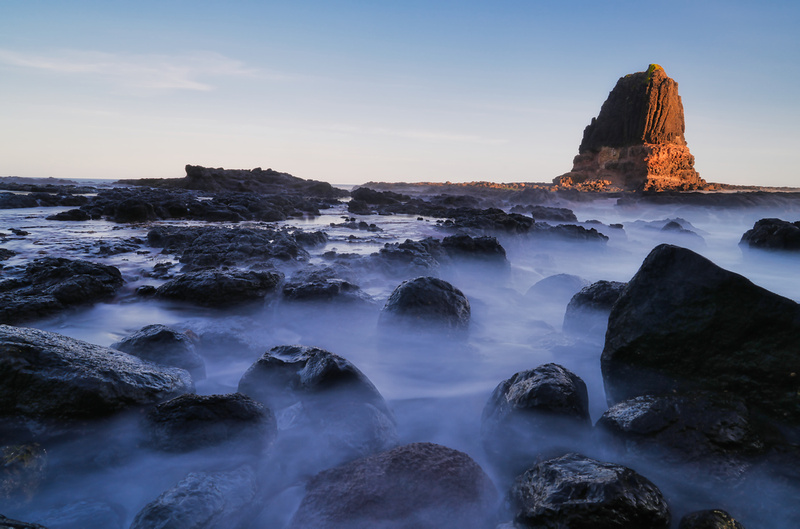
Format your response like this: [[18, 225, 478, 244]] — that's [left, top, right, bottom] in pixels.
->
[[2, 191, 799, 528]]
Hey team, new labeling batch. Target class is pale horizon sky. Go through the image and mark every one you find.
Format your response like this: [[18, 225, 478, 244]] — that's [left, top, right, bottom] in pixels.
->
[[2, 1, 799, 186]]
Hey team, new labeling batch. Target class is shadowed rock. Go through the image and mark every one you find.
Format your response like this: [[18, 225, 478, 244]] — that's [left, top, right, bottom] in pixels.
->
[[563, 280, 626, 335], [380, 276, 470, 332], [678, 509, 746, 529], [740, 218, 800, 250], [155, 269, 283, 308], [111, 324, 205, 380]]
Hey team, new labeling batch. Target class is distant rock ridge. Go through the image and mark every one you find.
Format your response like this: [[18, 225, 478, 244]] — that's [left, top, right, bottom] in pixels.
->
[[555, 64, 707, 192]]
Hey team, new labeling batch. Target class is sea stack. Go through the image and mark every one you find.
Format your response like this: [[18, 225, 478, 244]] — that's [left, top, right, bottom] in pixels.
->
[[555, 64, 706, 192]]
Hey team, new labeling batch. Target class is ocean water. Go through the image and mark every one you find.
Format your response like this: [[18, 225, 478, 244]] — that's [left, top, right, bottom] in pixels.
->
[[1, 193, 799, 527]]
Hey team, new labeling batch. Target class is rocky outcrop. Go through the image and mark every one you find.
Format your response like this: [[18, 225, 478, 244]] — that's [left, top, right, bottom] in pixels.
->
[[154, 269, 283, 308], [287, 442, 497, 529], [740, 218, 800, 250], [555, 65, 706, 191]]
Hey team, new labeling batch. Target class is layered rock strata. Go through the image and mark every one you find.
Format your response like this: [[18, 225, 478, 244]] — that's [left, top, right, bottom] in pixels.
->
[[556, 64, 706, 191]]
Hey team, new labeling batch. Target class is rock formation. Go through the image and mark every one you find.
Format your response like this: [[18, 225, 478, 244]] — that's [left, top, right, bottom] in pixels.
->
[[555, 64, 706, 191]]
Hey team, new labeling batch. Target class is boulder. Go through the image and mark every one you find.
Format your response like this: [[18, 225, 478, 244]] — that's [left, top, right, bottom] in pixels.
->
[[112, 198, 158, 223], [45, 209, 91, 221], [129, 466, 257, 529], [555, 64, 706, 191], [145, 393, 276, 453], [282, 269, 370, 304], [508, 452, 670, 529], [0, 325, 193, 433], [0, 515, 47, 529], [509, 205, 578, 223], [596, 392, 772, 480], [0, 258, 123, 325], [441, 234, 508, 264], [380, 276, 470, 332], [678, 509, 746, 529], [111, 324, 205, 380], [287, 442, 497, 529], [525, 274, 589, 306], [481, 364, 591, 475], [154, 269, 283, 308], [562, 280, 626, 335], [739, 218, 800, 250], [601, 244, 800, 426]]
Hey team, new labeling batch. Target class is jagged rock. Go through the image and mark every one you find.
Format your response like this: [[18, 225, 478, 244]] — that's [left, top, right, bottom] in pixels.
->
[[111, 324, 205, 380], [0, 258, 123, 325], [740, 218, 800, 250], [555, 64, 706, 191], [562, 280, 626, 335], [678, 509, 746, 529], [508, 453, 670, 529], [380, 276, 470, 332], [287, 442, 497, 529], [0, 325, 193, 436], [441, 234, 508, 264], [601, 244, 800, 426], [154, 269, 283, 308], [481, 364, 591, 475], [129, 466, 257, 529], [145, 393, 276, 453]]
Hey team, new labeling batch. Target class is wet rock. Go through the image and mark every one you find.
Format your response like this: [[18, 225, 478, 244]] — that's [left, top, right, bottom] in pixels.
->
[[740, 218, 800, 250], [45, 209, 90, 221], [175, 227, 309, 270], [372, 238, 444, 277], [509, 205, 578, 223], [441, 207, 535, 234], [482, 364, 591, 476], [0, 258, 123, 325], [129, 466, 257, 529], [508, 452, 670, 529], [562, 280, 626, 335], [601, 244, 800, 426], [380, 276, 470, 332], [0, 249, 15, 261], [32, 500, 125, 529], [287, 442, 497, 529], [351, 187, 410, 205], [111, 324, 206, 380], [0, 514, 47, 529], [679, 509, 746, 529], [145, 393, 276, 453], [112, 198, 158, 223], [293, 229, 328, 248], [238, 345, 396, 461], [441, 234, 508, 264], [154, 269, 283, 308], [0, 325, 193, 438], [282, 276, 370, 303], [525, 273, 589, 306], [596, 392, 771, 480]]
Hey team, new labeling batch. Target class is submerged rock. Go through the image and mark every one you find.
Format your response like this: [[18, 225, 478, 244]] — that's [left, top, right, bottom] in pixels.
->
[[380, 276, 470, 332], [739, 218, 800, 250], [508, 452, 670, 529], [154, 269, 283, 308], [111, 324, 205, 380], [562, 280, 626, 335], [525, 273, 589, 307], [678, 509, 746, 529], [287, 442, 497, 529], [602, 244, 800, 426]]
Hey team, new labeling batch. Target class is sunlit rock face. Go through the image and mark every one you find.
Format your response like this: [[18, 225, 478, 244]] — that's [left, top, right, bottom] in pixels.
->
[[555, 64, 706, 191]]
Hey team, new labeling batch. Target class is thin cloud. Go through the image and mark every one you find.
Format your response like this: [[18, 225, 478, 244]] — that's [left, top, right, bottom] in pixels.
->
[[0, 48, 276, 92]]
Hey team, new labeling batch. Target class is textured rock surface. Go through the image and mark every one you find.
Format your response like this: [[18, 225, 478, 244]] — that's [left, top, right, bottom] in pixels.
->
[[555, 65, 706, 191], [111, 324, 205, 379], [509, 452, 670, 529], [155, 269, 283, 307], [562, 280, 626, 335], [287, 442, 497, 529], [601, 244, 800, 425], [380, 276, 471, 332], [739, 218, 800, 250], [678, 509, 746, 529]]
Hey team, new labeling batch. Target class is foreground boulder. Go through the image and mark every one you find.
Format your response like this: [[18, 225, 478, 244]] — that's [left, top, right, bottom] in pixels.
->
[[287, 442, 497, 529], [508, 452, 670, 529], [111, 324, 205, 379], [380, 276, 470, 332], [0, 258, 123, 324], [481, 364, 590, 475], [601, 244, 800, 426], [154, 269, 283, 308], [145, 393, 276, 454], [0, 325, 193, 436], [130, 466, 257, 529], [739, 218, 800, 251]]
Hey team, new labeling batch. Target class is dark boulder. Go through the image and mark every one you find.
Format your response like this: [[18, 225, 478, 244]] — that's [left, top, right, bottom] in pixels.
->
[[441, 234, 508, 264], [129, 466, 257, 529], [596, 392, 772, 480], [380, 276, 470, 332], [372, 238, 444, 277], [562, 280, 626, 335], [508, 452, 670, 529], [679, 509, 746, 529], [0, 515, 47, 529], [177, 227, 309, 270], [0, 258, 123, 324], [287, 442, 497, 529], [112, 198, 158, 223], [293, 229, 328, 248], [351, 187, 409, 204], [282, 278, 369, 303], [111, 324, 205, 380], [45, 209, 91, 221], [145, 393, 276, 453], [0, 325, 193, 436], [481, 364, 591, 475], [525, 273, 589, 306], [740, 218, 800, 250], [601, 244, 800, 426], [510, 205, 578, 223], [155, 269, 283, 308], [0, 249, 16, 261]]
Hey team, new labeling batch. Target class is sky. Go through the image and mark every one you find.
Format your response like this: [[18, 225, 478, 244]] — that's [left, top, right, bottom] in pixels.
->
[[1, 1, 799, 186]]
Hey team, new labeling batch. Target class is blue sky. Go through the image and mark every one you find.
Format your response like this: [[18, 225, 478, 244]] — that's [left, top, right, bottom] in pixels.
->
[[1, 1, 798, 186]]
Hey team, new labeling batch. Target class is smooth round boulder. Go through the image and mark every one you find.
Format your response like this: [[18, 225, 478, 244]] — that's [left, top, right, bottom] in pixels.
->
[[154, 269, 283, 307], [508, 452, 670, 529], [679, 509, 746, 529], [111, 324, 205, 380], [145, 393, 276, 453], [562, 280, 626, 335], [379, 276, 470, 332], [287, 442, 497, 529], [481, 364, 591, 475]]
